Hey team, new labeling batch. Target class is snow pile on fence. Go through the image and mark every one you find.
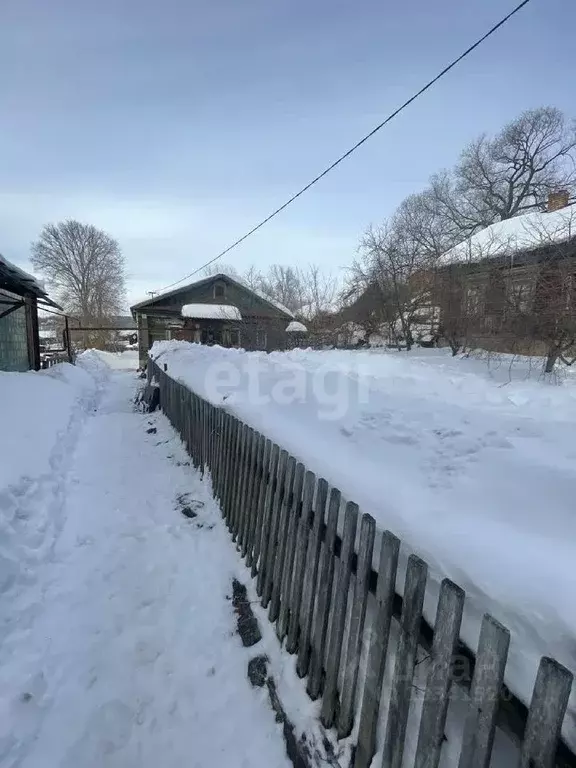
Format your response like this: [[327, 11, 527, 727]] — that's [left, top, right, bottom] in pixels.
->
[[150, 340, 576, 741]]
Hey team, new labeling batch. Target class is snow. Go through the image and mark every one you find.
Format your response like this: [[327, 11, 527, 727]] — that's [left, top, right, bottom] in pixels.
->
[[285, 320, 308, 333], [442, 202, 576, 264], [0, 252, 45, 295], [0, 351, 303, 767], [38, 329, 57, 340], [181, 303, 242, 321], [150, 340, 576, 749]]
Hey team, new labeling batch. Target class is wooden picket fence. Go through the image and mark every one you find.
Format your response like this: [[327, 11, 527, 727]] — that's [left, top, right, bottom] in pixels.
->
[[149, 358, 575, 768]]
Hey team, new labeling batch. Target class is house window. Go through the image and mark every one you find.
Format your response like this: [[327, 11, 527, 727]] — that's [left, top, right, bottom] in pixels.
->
[[256, 328, 267, 349], [465, 284, 484, 314], [508, 279, 533, 313], [213, 282, 225, 299]]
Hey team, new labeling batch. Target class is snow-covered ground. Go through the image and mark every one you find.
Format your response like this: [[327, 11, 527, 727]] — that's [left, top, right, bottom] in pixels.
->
[[151, 341, 576, 748], [0, 351, 305, 767]]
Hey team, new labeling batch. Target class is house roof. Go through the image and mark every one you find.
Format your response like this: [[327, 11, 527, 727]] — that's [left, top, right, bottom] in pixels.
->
[[441, 203, 576, 265], [0, 252, 62, 309], [0, 254, 62, 309], [130, 273, 295, 318]]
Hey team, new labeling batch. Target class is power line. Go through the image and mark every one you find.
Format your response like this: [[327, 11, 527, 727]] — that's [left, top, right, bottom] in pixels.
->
[[155, 0, 533, 295]]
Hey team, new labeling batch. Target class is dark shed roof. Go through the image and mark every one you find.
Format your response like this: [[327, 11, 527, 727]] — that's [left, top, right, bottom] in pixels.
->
[[0, 253, 62, 309]]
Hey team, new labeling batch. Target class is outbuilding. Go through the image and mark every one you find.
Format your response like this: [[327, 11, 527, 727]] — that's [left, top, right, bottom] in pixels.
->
[[0, 252, 62, 372]]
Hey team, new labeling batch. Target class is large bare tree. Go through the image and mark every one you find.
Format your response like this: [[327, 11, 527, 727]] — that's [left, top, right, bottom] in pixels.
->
[[31, 220, 126, 322], [431, 107, 576, 234]]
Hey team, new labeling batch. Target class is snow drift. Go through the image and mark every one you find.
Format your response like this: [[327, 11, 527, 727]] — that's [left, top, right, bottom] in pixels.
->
[[150, 340, 576, 746]]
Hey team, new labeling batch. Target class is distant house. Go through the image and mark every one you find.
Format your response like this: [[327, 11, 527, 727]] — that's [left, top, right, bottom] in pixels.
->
[[435, 192, 576, 356], [130, 273, 295, 367], [0, 252, 62, 372]]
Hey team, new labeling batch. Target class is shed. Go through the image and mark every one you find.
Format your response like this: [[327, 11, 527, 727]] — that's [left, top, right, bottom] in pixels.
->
[[0, 253, 62, 371]]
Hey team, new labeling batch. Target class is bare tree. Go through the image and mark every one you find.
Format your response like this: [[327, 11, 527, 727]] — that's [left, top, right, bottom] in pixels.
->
[[356, 221, 436, 351], [432, 107, 576, 234], [31, 220, 125, 323]]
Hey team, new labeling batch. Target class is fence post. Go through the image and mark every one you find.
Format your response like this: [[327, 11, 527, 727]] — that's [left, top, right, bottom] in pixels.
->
[[414, 579, 465, 768], [519, 657, 573, 768], [296, 477, 329, 678], [238, 429, 258, 553], [245, 434, 266, 566], [250, 439, 273, 576], [286, 471, 316, 654], [381, 554, 428, 768], [224, 415, 238, 520], [458, 615, 510, 768], [262, 450, 289, 609], [277, 463, 305, 641], [307, 487, 341, 700], [320, 501, 359, 729], [337, 513, 376, 738], [268, 457, 296, 623], [256, 444, 280, 595], [236, 427, 256, 548], [231, 423, 248, 540], [354, 531, 400, 768]]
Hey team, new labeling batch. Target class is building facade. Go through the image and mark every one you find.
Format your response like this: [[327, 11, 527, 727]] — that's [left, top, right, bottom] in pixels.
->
[[131, 273, 295, 367]]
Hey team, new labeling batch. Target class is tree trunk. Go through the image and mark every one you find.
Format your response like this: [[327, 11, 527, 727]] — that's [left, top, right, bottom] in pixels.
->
[[544, 345, 559, 373]]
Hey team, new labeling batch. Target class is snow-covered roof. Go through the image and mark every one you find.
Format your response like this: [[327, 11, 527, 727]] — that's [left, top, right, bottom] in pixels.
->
[[131, 272, 295, 318], [286, 320, 308, 333], [0, 252, 59, 307], [181, 304, 242, 321], [441, 203, 576, 265]]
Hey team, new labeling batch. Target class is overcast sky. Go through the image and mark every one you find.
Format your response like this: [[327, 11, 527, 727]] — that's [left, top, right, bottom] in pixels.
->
[[1, 0, 574, 308]]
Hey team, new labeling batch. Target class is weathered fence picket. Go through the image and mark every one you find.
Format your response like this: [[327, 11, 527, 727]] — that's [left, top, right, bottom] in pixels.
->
[[296, 477, 328, 679], [286, 470, 316, 654], [256, 443, 280, 596], [414, 579, 465, 768], [520, 658, 573, 768], [355, 530, 401, 768], [244, 433, 265, 564], [276, 462, 305, 642], [382, 555, 428, 768], [320, 501, 359, 729], [458, 615, 510, 768], [307, 487, 341, 700], [149, 359, 575, 768], [250, 438, 272, 576], [268, 456, 296, 623], [262, 449, 289, 609], [338, 513, 376, 739]]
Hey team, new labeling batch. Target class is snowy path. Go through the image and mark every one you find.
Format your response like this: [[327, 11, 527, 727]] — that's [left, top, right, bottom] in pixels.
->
[[0, 363, 291, 768]]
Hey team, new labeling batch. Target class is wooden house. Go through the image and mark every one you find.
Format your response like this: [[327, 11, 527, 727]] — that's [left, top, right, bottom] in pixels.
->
[[435, 193, 576, 356], [130, 273, 295, 367]]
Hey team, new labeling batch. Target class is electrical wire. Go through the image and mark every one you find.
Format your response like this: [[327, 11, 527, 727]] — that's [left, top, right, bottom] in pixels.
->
[[154, 0, 533, 296]]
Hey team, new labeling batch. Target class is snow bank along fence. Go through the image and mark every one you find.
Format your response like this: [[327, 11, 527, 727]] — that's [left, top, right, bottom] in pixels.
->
[[148, 358, 575, 768]]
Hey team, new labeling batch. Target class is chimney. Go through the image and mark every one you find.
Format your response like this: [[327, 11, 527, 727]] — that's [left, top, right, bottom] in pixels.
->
[[547, 190, 570, 212]]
